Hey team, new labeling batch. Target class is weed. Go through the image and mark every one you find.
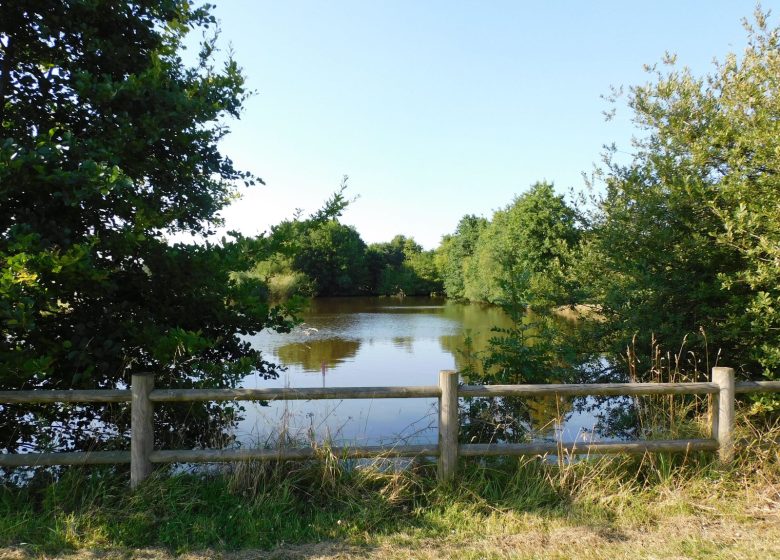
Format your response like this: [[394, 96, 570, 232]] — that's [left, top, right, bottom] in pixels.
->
[[1, 410, 778, 556]]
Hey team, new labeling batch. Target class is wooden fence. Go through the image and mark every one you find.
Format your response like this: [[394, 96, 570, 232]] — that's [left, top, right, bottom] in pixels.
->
[[2, 366, 780, 488]]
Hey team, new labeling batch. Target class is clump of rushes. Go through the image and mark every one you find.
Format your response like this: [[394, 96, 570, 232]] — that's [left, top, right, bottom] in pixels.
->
[[1, 413, 779, 556]]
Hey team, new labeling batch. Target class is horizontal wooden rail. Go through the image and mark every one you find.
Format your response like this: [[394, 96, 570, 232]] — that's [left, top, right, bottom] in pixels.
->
[[0, 451, 130, 467], [0, 440, 719, 467], [5, 380, 778, 405], [149, 385, 440, 402], [735, 380, 780, 394], [0, 389, 131, 404], [459, 439, 718, 457], [5, 366, 780, 487], [459, 382, 719, 398], [150, 444, 439, 463]]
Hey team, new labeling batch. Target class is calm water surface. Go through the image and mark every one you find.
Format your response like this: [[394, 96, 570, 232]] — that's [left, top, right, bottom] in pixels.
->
[[238, 297, 602, 446]]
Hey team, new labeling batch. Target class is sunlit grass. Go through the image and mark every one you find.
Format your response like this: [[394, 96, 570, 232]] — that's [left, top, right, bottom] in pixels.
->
[[1, 410, 779, 558]]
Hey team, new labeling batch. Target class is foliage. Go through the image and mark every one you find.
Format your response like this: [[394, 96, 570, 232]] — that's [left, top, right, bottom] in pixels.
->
[[259, 181, 351, 259], [236, 183, 353, 301], [370, 235, 442, 296], [242, 181, 372, 297], [245, 196, 441, 299], [429, 11, 780, 407], [434, 215, 487, 300], [292, 220, 369, 296], [0, 1, 300, 453], [579, 9, 780, 383], [433, 185, 584, 439], [238, 255, 315, 303], [438, 183, 581, 307]]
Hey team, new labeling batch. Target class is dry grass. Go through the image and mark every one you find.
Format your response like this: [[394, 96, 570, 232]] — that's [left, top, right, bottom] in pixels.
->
[[4, 443, 780, 560], [3, 407, 779, 559]]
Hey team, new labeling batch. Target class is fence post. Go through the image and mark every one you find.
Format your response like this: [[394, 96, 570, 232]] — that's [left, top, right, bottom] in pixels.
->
[[130, 373, 154, 488], [709, 387, 719, 444], [712, 367, 735, 464], [438, 369, 459, 483]]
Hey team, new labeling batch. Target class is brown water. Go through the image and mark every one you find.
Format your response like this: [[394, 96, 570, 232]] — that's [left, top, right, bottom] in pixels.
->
[[238, 297, 603, 446]]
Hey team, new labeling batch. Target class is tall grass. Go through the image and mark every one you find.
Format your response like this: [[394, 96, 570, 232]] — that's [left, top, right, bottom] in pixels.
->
[[266, 271, 314, 303], [624, 333, 715, 441], [2, 408, 779, 554]]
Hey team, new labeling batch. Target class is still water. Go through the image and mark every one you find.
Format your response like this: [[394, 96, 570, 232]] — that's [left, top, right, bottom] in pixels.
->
[[238, 297, 602, 447]]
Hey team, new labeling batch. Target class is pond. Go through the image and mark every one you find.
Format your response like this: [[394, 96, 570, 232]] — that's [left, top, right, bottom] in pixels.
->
[[238, 297, 609, 447]]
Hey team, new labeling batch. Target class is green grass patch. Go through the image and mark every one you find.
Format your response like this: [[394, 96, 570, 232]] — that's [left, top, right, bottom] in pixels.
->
[[2, 415, 779, 556]]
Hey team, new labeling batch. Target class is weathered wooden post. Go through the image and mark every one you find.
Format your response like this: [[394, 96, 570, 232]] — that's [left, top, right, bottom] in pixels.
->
[[709, 386, 720, 444], [438, 369, 459, 483], [130, 373, 154, 488], [712, 367, 735, 464]]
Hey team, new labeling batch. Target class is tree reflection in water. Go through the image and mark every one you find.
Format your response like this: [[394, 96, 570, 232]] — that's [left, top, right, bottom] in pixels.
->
[[274, 338, 361, 372], [243, 297, 628, 447]]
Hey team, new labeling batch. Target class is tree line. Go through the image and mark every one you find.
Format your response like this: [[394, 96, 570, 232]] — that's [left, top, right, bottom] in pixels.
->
[[246, 179, 578, 305], [240, 190, 443, 300], [431, 12, 780, 406], [273, 12, 780, 399]]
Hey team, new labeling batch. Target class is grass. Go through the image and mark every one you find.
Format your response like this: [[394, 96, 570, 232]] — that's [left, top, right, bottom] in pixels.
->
[[1, 411, 779, 559], [1, 356, 778, 560]]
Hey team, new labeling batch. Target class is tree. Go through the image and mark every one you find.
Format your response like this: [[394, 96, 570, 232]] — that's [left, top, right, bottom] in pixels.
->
[[367, 235, 442, 296], [439, 185, 585, 441], [366, 235, 408, 293], [463, 182, 581, 307], [239, 185, 352, 302], [434, 215, 487, 300], [254, 182, 364, 300], [0, 1, 294, 454], [293, 221, 368, 296], [581, 9, 779, 384]]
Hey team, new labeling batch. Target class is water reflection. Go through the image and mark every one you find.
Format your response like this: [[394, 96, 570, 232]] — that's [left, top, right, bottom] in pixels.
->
[[438, 302, 513, 376], [392, 336, 415, 352], [275, 338, 361, 371], [240, 297, 607, 447]]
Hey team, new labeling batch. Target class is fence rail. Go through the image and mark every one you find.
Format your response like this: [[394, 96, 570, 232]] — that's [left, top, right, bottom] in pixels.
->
[[1, 366, 778, 487], [458, 382, 720, 398]]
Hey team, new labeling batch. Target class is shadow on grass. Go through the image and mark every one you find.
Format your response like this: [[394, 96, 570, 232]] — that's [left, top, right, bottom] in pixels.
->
[[0, 449, 721, 557]]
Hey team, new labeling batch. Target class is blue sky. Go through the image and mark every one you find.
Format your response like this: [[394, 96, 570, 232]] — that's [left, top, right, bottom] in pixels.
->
[[204, 1, 767, 249]]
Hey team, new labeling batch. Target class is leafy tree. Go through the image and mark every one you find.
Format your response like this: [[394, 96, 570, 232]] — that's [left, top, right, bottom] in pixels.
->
[[403, 246, 442, 295], [251, 181, 366, 298], [439, 187, 583, 441], [238, 186, 352, 302], [434, 215, 487, 300], [581, 9, 779, 384], [576, 164, 744, 376], [369, 235, 442, 296], [292, 220, 368, 296], [462, 218, 506, 304], [0, 1, 295, 453], [463, 182, 581, 307], [366, 235, 408, 291]]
